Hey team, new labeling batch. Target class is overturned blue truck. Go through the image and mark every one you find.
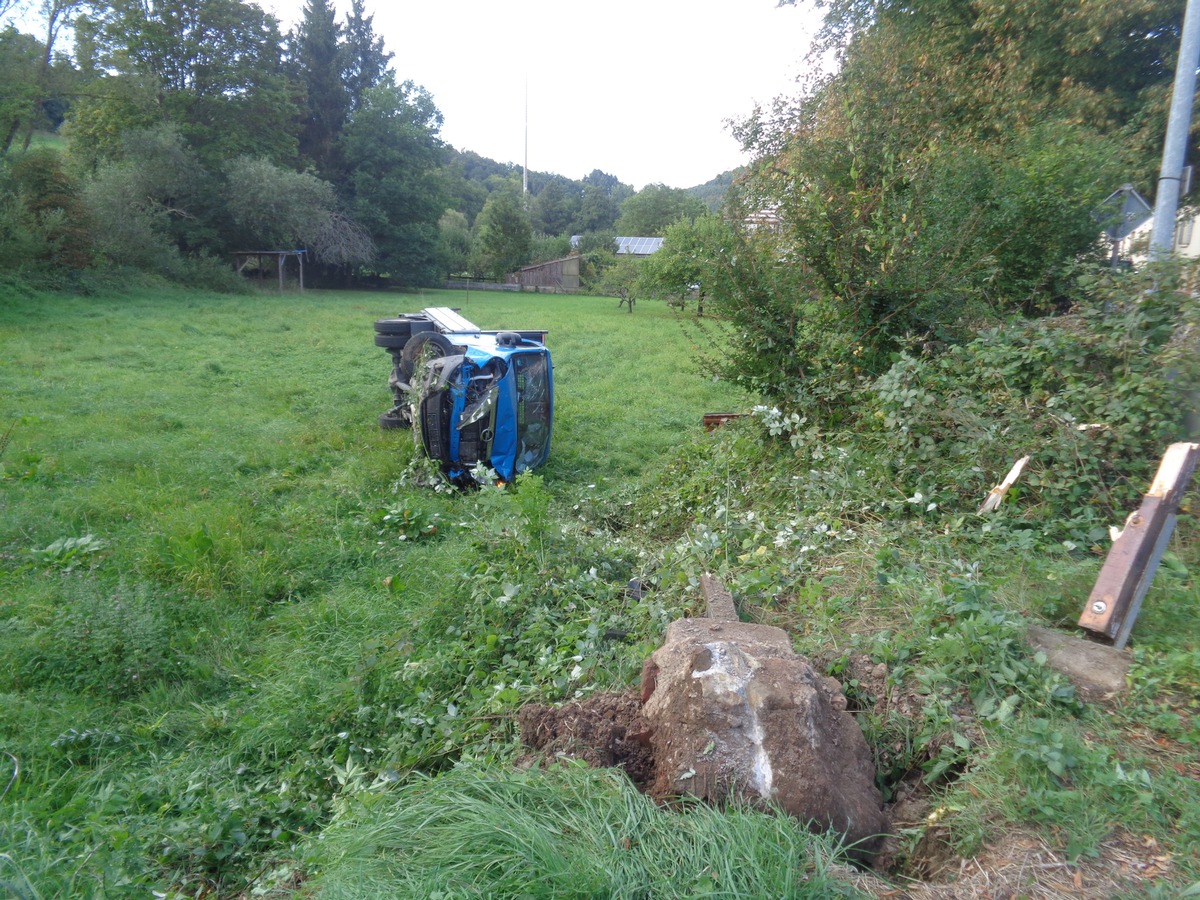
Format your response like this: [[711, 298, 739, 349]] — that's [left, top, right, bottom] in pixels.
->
[[374, 307, 553, 486]]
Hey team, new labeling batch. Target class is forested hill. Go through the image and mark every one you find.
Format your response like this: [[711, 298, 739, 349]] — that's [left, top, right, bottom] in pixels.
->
[[443, 147, 733, 228]]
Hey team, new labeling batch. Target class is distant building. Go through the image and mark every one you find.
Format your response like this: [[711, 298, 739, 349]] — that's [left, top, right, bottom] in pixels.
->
[[743, 207, 782, 232], [1115, 206, 1200, 264], [569, 236, 664, 257], [507, 255, 581, 292]]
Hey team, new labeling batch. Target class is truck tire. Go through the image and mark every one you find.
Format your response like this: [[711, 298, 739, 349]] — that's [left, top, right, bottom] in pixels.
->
[[378, 411, 410, 429], [400, 331, 456, 381], [375, 333, 411, 348], [374, 318, 415, 335]]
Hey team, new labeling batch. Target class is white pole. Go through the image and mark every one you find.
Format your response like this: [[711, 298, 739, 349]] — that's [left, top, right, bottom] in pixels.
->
[[1150, 0, 1200, 257]]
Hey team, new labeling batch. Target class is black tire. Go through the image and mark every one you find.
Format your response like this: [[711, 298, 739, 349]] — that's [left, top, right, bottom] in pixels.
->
[[375, 333, 412, 349], [378, 411, 410, 429], [374, 317, 415, 335], [400, 331, 456, 381]]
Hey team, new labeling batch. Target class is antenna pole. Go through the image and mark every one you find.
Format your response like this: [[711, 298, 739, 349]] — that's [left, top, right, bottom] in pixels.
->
[[523, 78, 529, 196]]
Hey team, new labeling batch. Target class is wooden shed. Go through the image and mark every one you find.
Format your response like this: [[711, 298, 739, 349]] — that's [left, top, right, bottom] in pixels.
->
[[507, 255, 581, 293]]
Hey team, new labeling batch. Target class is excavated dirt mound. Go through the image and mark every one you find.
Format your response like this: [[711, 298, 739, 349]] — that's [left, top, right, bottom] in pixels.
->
[[516, 690, 655, 790]]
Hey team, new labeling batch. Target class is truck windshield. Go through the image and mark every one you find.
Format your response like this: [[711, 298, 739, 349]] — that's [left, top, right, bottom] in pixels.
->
[[513, 352, 551, 472]]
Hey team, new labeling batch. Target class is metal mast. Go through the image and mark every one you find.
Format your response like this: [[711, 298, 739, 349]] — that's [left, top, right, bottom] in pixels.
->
[[1149, 0, 1200, 257]]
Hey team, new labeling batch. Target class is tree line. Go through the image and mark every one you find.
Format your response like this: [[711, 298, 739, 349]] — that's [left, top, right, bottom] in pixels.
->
[[634, 0, 1190, 406], [0, 0, 714, 289]]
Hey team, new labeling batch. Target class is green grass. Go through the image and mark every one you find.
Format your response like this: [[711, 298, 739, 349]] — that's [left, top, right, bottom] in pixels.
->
[[1, 280, 1197, 898], [0, 283, 751, 896], [306, 765, 863, 899]]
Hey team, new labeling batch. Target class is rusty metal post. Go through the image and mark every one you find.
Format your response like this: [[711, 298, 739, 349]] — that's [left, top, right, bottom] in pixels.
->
[[1079, 443, 1199, 648]]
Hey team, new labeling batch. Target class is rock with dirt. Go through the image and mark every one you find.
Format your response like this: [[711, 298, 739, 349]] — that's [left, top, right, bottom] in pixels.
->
[[641, 617, 888, 858]]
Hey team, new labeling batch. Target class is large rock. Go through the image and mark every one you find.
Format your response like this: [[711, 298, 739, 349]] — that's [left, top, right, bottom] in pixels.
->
[[641, 618, 887, 858]]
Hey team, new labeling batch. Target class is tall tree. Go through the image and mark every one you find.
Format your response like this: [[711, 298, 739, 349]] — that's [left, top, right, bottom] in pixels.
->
[[573, 183, 619, 233], [293, 0, 345, 178], [0, 26, 43, 156], [1, 0, 86, 155], [340, 0, 391, 114], [341, 79, 445, 285], [93, 0, 300, 165], [531, 176, 576, 235], [727, 0, 1164, 362], [474, 188, 531, 279]]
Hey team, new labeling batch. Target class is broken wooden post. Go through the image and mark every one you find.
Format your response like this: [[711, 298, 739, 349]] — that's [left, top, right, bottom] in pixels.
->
[[1078, 442, 1199, 648], [699, 572, 737, 621]]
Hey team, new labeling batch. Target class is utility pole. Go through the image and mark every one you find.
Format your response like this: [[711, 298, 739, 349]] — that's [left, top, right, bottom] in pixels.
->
[[1149, 0, 1200, 257], [523, 78, 529, 198]]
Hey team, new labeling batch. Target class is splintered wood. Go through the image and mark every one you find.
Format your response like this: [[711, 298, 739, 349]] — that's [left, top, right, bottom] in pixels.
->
[[700, 573, 738, 622], [979, 456, 1031, 513], [1078, 442, 1200, 648]]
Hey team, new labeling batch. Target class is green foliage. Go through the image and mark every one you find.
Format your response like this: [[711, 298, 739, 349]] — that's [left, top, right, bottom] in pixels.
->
[[1, 148, 92, 271], [435, 208, 472, 277], [589, 254, 641, 309], [615, 183, 707, 236], [473, 188, 532, 279], [862, 263, 1199, 526], [342, 81, 446, 285], [5, 577, 201, 700], [307, 765, 864, 899], [0, 26, 44, 156], [95, 0, 299, 166]]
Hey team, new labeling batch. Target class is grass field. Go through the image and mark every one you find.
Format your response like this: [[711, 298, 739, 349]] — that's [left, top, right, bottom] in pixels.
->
[[2, 282, 1198, 899], [0, 284, 777, 897]]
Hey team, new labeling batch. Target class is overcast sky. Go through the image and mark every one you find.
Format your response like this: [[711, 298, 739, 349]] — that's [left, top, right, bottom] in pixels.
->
[[264, 0, 824, 190]]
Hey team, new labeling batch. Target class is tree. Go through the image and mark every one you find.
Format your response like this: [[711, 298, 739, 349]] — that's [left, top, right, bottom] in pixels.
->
[[474, 188, 531, 279], [93, 0, 299, 166], [1, 0, 87, 156], [222, 156, 372, 266], [292, 0, 346, 178], [531, 176, 576, 235], [722, 0, 1159, 375], [594, 254, 641, 311], [572, 183, 618, 233], [435, 208, 472, 277], [341, 79, 446, 285], [3, 147, 92, 269], [340, 0, 392, 114], [615, 184, 706, 236], [82, 123, 211, 267], [638, 213, 735, 316], [0, 26, 43, 156]]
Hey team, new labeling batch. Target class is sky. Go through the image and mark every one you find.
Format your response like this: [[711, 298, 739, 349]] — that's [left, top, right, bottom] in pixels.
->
[[264, 0, 825, 190]]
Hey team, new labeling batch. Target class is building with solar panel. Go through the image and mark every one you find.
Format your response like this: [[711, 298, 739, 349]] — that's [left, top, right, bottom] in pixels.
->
[[569, 236, 665, 257]]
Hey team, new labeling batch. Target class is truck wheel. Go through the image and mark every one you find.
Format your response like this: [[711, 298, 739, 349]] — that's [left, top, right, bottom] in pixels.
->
[[375, 333, 411, 348], [374, 318, 415, 335], [400, 331, 456, 380], [378, 411, 410, 429]]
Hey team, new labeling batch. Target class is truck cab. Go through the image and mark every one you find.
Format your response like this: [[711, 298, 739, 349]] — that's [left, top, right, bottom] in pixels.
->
[[375, 307, 553, 486]]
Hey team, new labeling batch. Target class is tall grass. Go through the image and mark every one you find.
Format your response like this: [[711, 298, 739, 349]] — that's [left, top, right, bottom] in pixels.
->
[[308, 765, 864, 899]]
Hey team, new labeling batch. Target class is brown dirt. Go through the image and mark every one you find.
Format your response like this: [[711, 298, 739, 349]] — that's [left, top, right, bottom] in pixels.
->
[[516, 690, 656, 790]]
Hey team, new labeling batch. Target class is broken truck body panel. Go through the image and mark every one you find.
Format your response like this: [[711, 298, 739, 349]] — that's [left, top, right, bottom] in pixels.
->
[[374, 307, 553, 485]]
